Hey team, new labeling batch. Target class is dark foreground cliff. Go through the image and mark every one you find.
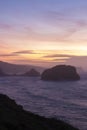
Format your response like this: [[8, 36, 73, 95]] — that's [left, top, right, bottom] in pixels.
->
[[41, 65, 80, 81], [0, 94, 79, 130]]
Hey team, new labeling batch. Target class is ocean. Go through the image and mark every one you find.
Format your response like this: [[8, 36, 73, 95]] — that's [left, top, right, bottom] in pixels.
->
[[0, 77, 87, 130]]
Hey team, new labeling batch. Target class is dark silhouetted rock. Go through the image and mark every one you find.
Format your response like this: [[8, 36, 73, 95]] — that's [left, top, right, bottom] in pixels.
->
[[41, 65, 80, 81], [23, 69, 40, 77], [0, 93, 79, 130]]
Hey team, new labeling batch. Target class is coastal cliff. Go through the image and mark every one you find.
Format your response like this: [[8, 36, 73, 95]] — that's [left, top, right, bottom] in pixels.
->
[[0, 94, 79, 130]]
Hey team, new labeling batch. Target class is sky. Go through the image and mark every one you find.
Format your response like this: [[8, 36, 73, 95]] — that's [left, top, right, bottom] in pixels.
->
[[0, 0, 87, 69]]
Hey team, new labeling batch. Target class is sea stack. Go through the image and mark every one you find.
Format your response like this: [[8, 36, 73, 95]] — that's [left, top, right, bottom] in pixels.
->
[[41, 65, 80, 81], [23, 69, 40, 77]]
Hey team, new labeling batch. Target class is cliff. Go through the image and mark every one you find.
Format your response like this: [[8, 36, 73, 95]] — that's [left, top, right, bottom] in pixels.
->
[[0, 94, 79, 130], [0, 61, 44, 74]]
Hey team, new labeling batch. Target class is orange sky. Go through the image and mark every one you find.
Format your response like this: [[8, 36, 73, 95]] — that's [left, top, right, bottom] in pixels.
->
[[0, 0, 87, 69]]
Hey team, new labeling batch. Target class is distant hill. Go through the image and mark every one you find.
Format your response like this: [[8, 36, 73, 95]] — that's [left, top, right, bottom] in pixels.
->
[[0, 61, 45, 75]]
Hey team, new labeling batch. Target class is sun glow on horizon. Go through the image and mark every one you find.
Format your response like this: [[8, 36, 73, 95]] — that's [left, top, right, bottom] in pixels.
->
[[0, 0, 87, 68]]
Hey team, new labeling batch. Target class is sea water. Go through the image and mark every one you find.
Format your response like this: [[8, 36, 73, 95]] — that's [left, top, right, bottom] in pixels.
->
[[0, 77, 87, 130]]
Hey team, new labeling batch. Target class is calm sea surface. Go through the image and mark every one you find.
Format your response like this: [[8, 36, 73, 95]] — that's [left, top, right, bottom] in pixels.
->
[[0, 77, 87, 130]]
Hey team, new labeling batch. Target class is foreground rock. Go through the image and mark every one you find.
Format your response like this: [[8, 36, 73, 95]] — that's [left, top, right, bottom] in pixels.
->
[[0, 94, 79, 130], [41, 65, 80, 81], [23, 68, 40, 77]]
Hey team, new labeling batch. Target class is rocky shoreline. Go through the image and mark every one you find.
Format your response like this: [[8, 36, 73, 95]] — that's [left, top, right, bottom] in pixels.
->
[[0, 94, 79, 130]]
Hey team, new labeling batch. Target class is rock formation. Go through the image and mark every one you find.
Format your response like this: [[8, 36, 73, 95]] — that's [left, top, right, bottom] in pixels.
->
[[23, 69, 40, 77], [0, 93, 79, 130], [41, 65, 80, 81]]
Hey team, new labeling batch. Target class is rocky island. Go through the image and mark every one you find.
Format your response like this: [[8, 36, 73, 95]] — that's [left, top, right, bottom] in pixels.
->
[[23, 68, 40, 77], [0, 93, 79, 130], [41, 65, 80, 81]]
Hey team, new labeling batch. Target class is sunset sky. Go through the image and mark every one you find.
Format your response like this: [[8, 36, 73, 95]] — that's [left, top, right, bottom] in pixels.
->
[[0, 0, 87, 69]]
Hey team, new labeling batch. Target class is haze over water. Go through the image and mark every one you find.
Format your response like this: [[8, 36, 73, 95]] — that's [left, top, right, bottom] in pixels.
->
[[0, 77, 87, 130], [0, 1, 87, 130]]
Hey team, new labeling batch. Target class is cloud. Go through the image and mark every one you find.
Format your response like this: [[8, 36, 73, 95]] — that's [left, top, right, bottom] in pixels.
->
[[11, 59, 55, 64], [76, 20, 87, 27], [0, 50, 36, 57], [24, 28, 71, 43], [66, 56, 87, 70], [0, 53, 18, 57], [51, 58, 66, 62], [43, 54, 87, 69], [23, 19, 87, 43], [67, 20, 87, 36], [42, 10, 71, 24], [1, 17, 87, 44], [43, 10, 87, 27], [42, 54, 73, 63], [43, 11, 66, 22], [43, 54, 74, 58], [0, 39, 11, 49], [0, 23, 13, 30], [13, 50, 36, 54], [11, 58, 68, 67], [36, 10, 87, 41]]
